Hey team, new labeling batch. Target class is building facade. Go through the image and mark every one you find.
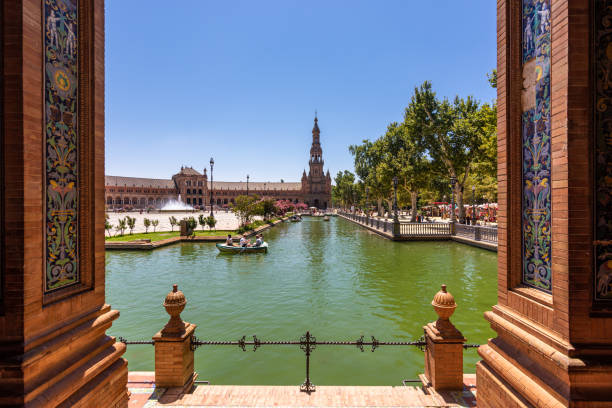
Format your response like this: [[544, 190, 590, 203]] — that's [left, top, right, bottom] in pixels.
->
[[105, 116, 332, 210]]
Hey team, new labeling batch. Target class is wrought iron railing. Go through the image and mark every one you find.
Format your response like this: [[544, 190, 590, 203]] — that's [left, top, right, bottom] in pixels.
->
[[118, 331, 479, 393]]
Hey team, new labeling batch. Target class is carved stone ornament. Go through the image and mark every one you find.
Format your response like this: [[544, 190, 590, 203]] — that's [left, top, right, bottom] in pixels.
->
[[162, 284, 187, 335]]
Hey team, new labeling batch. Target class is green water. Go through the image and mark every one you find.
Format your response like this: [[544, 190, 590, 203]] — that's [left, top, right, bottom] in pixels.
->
[[106, 217, 497, 386]]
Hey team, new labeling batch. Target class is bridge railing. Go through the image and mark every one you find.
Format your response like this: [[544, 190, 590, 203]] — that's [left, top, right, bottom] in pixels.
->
[[338, 211, 497, 245]]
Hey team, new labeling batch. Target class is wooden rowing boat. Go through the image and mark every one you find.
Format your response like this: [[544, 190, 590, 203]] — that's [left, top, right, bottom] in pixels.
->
[[216, 242, 268, 254]]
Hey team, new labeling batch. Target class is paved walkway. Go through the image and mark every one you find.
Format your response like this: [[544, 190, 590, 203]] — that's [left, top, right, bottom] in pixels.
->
[[128, 372, 477, 407]]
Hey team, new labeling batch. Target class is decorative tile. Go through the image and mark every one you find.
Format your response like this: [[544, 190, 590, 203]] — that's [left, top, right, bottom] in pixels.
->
[[594, 0, 612, 304], [44, 0, 79, 293], [521, 0, 552, 292]]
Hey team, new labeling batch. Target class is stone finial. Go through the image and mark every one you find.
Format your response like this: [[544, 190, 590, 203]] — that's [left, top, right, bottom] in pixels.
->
[[431, 284, 457, 320], [162, 284, 187, 335], [429, 284, 463, 339]]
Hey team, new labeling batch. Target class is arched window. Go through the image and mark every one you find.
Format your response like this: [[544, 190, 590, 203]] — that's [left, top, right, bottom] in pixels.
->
[[140, 198, 146, 206], [187, 198, 191, 204], [148, 197, 154, 204], [198, 198, 202, 205], [187, 188, 191, 194], [199, 189, 202, 195], [107, 197, 113, 204], [216, 198, 221, 205], [224, 198, 228, 204]]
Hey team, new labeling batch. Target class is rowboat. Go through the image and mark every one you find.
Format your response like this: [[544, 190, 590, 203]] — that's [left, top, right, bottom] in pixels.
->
[[216, 242, 268, 254], [323, 216, 330, 221]]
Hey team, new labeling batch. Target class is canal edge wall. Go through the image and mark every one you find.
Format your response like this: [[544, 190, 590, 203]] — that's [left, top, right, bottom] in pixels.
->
[[105, 217, 289, 250], [338, 214, 497, 252]]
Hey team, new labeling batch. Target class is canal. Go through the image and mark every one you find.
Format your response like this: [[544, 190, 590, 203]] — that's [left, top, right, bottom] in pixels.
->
[[106, 216, 497, 386]]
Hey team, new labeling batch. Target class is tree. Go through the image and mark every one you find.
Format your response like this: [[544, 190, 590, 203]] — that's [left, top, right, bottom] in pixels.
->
[[182, 217, 197, 236], [169, 216, 178, 232], [405, 81, 491, 222], [152, 219, 159, 232], [332, 170, 356, 209], [206, 216, 217, 231], [143, 218, 151, 233], [349, 140, 389, 215], [258, 199, 276, 220], [126, 216, 136, 235], [115, 218, 127, 236], [198, 214, 207, 231], [105, 214, 113, 237], [231, 195, 259, 226]]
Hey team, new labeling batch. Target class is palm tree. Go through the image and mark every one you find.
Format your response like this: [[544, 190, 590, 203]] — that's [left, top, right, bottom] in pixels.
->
[[105, 215, 113, 237], [126, 216, 136, 235], [152, 219, 159, 232], [115, 218, 127, 236], [198, 214, 207, 231], [169, 216, 178, 232], [206, 215, 217, 231], [143, 218, 151, 233]]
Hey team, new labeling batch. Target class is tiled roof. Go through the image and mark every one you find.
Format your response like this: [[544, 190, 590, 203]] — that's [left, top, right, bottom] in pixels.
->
[[209, 181, 302, 191], [176, 167, 202, 176], [105, 176, 302, 191], [105, 176, 176, 189]]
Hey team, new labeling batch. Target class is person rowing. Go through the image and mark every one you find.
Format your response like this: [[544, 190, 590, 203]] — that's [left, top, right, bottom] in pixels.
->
[[239, 235, 248, 247], [226, 234, 234, 246]]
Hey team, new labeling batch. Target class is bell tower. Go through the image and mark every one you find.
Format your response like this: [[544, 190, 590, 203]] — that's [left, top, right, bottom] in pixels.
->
[[304, 113, 331, 209], [309, 113, 324, 180]]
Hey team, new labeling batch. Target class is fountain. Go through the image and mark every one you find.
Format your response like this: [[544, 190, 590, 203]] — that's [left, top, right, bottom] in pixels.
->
[[159, 195, 195, 213]]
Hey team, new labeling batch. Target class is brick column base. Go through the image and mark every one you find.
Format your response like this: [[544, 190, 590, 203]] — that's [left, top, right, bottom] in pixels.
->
[[423, 319, 466, 391], [153, 323, 197, 390]]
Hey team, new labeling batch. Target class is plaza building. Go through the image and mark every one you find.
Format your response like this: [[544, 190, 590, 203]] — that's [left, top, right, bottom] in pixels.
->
[[104, 116, 332, 210]]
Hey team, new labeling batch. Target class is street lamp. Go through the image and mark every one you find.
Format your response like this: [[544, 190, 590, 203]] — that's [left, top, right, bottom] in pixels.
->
[[209, 157, 214, 217], [246, 174, 249, 196], [472, 185, 476, 226], [392, 176, 399, 223], [365, 186, 370, 218], [450, 176, 457, 224]]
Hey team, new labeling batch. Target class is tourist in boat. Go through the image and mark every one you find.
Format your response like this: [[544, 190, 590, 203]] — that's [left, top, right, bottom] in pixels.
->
[[239, 235, 248, 247], [254, 234, 263, 247], [226, 234, 234, 246]]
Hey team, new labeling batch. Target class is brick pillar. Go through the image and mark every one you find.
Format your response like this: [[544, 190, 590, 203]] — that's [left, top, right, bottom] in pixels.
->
[[478, 1, 612, 406], [422, 285, 465, 391], [153, 285, 197, 391], [0, 1, 128, 406]]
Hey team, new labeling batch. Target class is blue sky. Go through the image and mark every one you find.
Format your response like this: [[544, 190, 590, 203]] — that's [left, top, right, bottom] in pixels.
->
[[105, 0, 496, 183]]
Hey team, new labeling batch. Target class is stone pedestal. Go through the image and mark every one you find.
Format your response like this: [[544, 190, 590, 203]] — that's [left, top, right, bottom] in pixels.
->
[[153, 285, 197, 391], [154, 323, 197, 389], [422, 285, 465, 391]]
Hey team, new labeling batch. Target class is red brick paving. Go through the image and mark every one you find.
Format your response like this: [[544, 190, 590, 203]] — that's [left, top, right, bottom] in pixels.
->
[[127, 371, 477, 407]]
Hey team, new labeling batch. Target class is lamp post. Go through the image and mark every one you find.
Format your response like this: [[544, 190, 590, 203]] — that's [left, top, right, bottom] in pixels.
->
[[472, 185, 476, 226], [209, 157, 214, 217], [450, 176, 457, 224], [392, 176, 399, 223], [443, 194, 447, 219], [365, 186, 369, 219], [246, 174, 249, 196]]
